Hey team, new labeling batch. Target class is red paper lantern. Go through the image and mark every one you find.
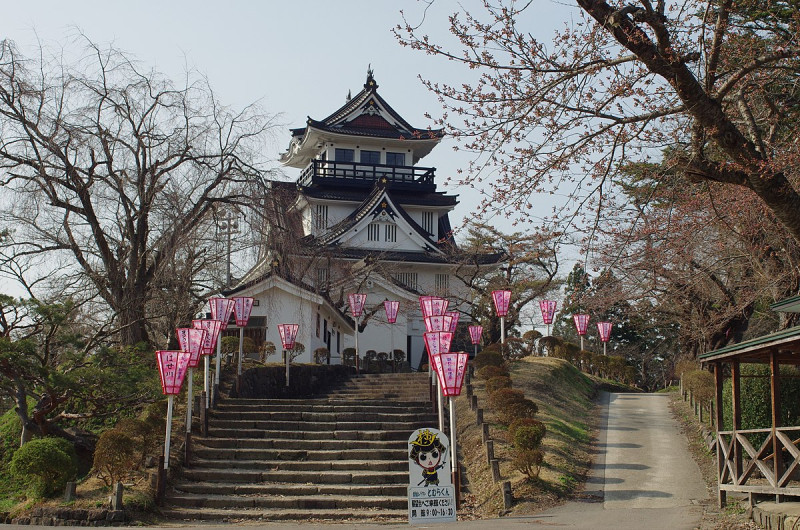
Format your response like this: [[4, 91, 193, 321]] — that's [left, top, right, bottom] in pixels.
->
[[348, 293, 367, 318], [539, 300, 557, 325], [435, 352, 469, 397], [424, 314, 453, 333], [176, 327, 206, 368], [384, 300, 399, 324], [573, 314, 590, 336], [192, 319, 223, 355], [468, 325, 483, 345], [445, 311, 460, 333], [424, 331, 453, 371], [420, 296, 448, 318], [233, 297, 254, 327], [209, 297, 235, 330], [491, 290, 511, 317], [156, 350, 191, 395], [278, 324, 299, 350], [597, 321, 613, 342]]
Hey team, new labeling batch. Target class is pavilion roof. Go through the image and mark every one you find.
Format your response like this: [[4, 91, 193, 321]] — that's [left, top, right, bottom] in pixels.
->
[[699, 325, 800, 365]]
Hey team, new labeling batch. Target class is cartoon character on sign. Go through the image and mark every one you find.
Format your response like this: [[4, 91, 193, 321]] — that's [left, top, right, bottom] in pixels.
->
[[409, 429, 447, 486]]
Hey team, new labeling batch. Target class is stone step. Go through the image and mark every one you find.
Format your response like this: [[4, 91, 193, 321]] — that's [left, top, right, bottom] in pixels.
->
[[179, 468, 408, 485], [158, 506, 406, 522], [172, 481, 407, 497], [208, 411, 432, 422], [192, 447, 407, 461], [197, 432, 415, 447], [220, 398, 428, 407], [187, 458, 407, 472], [165, 492, 405, 510], [215, 402, 433, 413], [207, 420, 427, 432]]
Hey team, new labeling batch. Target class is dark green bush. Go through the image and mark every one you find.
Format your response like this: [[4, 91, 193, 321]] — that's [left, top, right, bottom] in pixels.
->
[[488, 388, 538, 425], [473, 350, 505, 370], [0, 407, 22, 463], [10, 437, 78, 498], [684, 369, 715, 403], [115, 417, 160, 466], [93, 430, 136, 486], [514, 423, 547, 450], [486, 376, 512, 394], [507, 417, 542, 443], [477, 365, 509, 381], [722, 363, 800, 431]]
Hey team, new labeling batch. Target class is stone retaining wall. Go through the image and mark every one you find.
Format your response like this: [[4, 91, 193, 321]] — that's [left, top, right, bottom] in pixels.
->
[[10, 507, 127, 526]]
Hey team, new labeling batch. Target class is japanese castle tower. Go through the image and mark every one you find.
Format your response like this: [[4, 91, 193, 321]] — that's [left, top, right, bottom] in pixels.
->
[[225, 71, 500, 370]]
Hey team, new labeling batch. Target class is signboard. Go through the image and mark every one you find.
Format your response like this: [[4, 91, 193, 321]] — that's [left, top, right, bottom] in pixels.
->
[[408, 428, 456, 524]]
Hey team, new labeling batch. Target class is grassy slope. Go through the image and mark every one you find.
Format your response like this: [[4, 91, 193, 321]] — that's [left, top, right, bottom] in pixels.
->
[[457, 356, 609, 518]]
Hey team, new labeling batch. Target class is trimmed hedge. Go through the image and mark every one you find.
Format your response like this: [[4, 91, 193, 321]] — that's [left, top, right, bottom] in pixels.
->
[[10, 437, 78, 498]]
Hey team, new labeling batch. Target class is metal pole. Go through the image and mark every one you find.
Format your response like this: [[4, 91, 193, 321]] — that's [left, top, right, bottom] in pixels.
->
[[186, 368, 193, 434], [213, 334, 222, 403], [449, 395, 460, 507], [580, 335, 584, 351], [500, 316, 505, 357], [603, 342, 607, 356], [437, 376, 444, 433], [226, 217, 232, 288], [204, 355, 210, 408], [355, 316, 360, 374], [237, 326, 244, 376], [164, 395, 174, 470], [284, 349, 290, 387]]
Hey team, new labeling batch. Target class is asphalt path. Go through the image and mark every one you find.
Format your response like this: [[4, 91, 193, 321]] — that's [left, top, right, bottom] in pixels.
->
[[1, 392, 708, 529]]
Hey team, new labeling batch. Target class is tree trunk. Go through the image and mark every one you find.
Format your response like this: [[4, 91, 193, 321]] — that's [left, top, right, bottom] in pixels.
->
[[117, 293, 150, 346]]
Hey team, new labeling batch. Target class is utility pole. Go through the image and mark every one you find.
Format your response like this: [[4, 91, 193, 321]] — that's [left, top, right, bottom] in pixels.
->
[[217, 211, 239, 288]]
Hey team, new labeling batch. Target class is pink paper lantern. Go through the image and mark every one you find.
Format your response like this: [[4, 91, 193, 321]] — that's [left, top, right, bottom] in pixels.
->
[[573, 314, 590, 336], [233, 297, 254, 327], [424, 314, 453, 333], [597, 321, 613, 343], [420, 296, 448, 318], [424, 331, 453, 371], [468, 325, 483, 345], [209, 297, 235, 330], [348, 293, 367, 318], [445, 311, 460, 333], [492, 290, 511, 317], [539, 300, 557, 325], [176, 327, 206, 368], [278, 324, 299, 350], [156, 350, 192, 395], [384, 300, 399, 324], [435, 352, 470, 397], [192, 319, 223, 355]]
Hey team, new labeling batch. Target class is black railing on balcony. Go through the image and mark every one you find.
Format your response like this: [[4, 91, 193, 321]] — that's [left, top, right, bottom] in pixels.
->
[[298, 160, 436, 192]]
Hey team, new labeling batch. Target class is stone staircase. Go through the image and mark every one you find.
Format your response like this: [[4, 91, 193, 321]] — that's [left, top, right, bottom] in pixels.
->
[[161, 372, 437, 522]]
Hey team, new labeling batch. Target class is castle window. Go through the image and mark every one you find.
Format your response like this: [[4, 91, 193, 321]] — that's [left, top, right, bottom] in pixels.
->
[[435, 274, 450, 293], [314, 204, 328, 229], [386, 152, 405, 166], [360, 150, 380, 164], [367, 223, 380, 241], [393, 272, 418, 291], [384, 224, 397, 242], [316, 267, 329, 289], [422, 211, 435, 234], [335, 148, 354, 162]]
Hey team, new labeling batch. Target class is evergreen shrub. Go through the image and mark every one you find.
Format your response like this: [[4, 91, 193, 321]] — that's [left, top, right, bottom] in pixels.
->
[[10, 437, 78, 498], [486, 376, 512, 394], [92, 430, 136, 486], [477, 365, 509, 381]]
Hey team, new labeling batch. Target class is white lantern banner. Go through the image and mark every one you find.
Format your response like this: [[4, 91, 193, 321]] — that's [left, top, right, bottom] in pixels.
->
[[597, 321, 613, 342], [176, 327, 206, 368], [192, 319, 223, 355], [209, 297, 235, 330], [233, 297, 254, 327], [445, 311, 460, 333], [384, 300, 399, 323], [424, 315, 453, 333]]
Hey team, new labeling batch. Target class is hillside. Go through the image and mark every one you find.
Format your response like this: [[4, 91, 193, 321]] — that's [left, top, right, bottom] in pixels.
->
[[457, 356, 621, 517]]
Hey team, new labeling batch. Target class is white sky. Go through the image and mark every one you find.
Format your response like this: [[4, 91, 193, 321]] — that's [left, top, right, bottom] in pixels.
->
[[4, 0, 577, 230]]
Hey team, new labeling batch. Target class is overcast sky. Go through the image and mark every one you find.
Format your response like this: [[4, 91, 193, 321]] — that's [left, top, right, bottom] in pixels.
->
[[5, 1, 578, 231]]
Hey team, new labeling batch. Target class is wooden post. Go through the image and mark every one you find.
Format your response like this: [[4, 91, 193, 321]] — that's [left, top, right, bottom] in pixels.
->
[[714, 362, 727, 508], [156, 455, 165, 505], [770, 350, 782, 493], [184, 431, 191, 467], [482, 422, 490, 443], [200, 391, 208, 437], [732, 360, 742, 481], [486, 439, 494, 464], [502, 480, 513, 508], [476, 408, 483, 426], [491, 459, 501, 482]]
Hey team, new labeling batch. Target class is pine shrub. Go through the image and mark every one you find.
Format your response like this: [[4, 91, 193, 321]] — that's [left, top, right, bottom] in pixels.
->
[[485, 376, 512, 394], [477, 365, 509, 381], [512, 448, 544, 479], [10, 437, 78, 498]]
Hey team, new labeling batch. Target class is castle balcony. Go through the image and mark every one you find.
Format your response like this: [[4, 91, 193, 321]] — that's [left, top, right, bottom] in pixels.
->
[[298, 160, 436, 192]]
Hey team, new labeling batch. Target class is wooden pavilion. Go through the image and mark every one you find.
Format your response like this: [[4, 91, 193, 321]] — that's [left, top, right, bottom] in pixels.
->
[[699, 295, 800, 507]]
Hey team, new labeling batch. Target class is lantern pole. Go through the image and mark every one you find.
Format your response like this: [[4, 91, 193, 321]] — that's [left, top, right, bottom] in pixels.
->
[[164, 395, 174, 469], [238, 326, 244, 376], [449, 394, 459, 504], [186, 369, 193, 433], [355, 315, 360, 374], [213, 336, 222, 405], [204, 355, 210, 409], [285, 347, 290, 387]]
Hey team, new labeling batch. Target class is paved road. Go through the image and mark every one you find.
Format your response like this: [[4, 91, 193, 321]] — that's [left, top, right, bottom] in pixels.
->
[[520, 392, 709, 529], [1, 393, 708, 530]]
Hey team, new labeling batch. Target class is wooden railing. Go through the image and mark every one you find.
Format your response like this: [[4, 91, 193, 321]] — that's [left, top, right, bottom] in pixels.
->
[[717, 427, 800, 496], [298, 160, 436, 191]]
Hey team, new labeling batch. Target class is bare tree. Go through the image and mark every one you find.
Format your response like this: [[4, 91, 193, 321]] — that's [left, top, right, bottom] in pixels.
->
[[0, 38, 278, 346]]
